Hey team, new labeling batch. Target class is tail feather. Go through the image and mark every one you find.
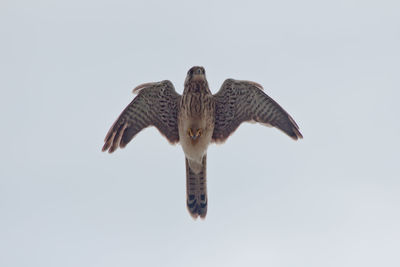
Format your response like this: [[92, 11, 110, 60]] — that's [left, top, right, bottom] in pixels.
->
[[186, 155, 207, 219]]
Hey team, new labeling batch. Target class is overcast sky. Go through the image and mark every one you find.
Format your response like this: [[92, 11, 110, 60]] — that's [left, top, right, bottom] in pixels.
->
[[1, 0, 399, 266]]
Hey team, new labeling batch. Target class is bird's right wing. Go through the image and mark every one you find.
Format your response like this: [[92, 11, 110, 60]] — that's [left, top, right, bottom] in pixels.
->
[[102, 80, 181, 153], [212, 79, 302, 143]]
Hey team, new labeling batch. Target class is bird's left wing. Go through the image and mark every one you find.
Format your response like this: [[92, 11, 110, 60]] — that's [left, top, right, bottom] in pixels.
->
[[212, 79, 302, 143], [102, 80, 181, 153]]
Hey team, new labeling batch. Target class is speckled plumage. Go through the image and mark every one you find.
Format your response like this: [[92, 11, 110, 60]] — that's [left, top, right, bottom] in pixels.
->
[[102, 66, 303, 219]]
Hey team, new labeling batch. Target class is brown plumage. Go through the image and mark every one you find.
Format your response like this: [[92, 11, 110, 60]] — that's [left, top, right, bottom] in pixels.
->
[[102, 66, 303, 219]]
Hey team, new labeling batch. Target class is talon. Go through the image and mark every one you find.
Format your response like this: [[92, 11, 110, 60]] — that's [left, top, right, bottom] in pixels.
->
[[187, 128, 194, 138], [188, 128, 202, 141]]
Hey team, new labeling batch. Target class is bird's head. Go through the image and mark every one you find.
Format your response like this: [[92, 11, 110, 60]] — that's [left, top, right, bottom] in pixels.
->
[[185, 66, 206, 85]]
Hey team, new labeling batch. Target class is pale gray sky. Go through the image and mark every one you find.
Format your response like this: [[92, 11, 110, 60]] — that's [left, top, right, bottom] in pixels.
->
[[1, 0, 399, 266]]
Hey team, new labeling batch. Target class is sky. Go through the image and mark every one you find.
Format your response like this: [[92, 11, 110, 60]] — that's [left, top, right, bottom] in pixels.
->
[[1, 0, 399, 266]]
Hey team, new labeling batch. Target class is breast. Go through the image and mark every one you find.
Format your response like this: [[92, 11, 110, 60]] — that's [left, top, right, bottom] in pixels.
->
[[178, 84, 215, 163]]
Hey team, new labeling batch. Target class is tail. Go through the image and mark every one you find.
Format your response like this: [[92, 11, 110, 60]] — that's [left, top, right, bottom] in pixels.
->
[[186, 155, 207, 219]]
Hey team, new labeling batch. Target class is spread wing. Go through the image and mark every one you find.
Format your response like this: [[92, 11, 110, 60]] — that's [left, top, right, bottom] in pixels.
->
[[102, 80, 181, 153], [212, 79, 303, 143]]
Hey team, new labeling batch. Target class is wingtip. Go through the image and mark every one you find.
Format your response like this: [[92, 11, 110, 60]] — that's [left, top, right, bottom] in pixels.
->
[[101, 144, 113, 153], [101, 142, 110, 152], [287, 114, 303, 140], [291, 127, 303, 141]]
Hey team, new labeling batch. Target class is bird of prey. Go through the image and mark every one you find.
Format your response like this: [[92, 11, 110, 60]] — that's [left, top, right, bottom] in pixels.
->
[[102, 66, 303, 219]]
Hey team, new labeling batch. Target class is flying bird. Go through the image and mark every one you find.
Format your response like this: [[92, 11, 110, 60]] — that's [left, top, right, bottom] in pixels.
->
[[102, 66, 303, 219]]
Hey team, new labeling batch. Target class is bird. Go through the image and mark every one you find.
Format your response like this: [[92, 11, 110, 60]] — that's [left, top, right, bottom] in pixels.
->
[[102, 66, 303, 219]]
